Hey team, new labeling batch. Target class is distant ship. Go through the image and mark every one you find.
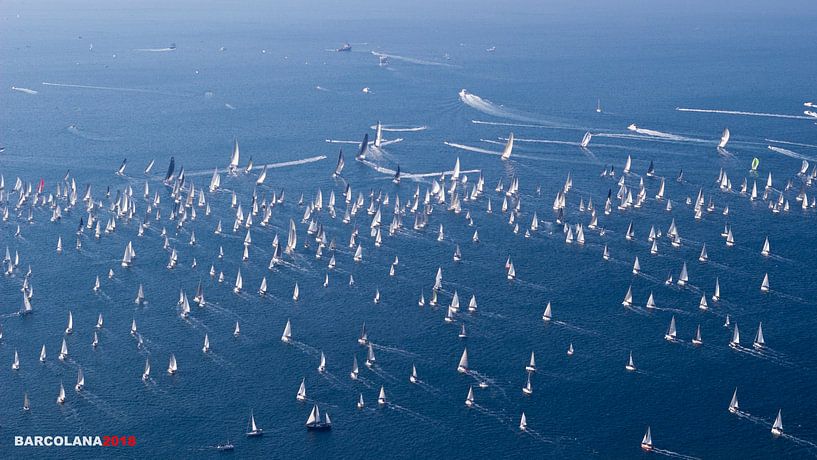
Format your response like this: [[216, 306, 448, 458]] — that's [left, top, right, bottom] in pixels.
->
[[378, 55, 389, 66], [337, 43, 352, 52]]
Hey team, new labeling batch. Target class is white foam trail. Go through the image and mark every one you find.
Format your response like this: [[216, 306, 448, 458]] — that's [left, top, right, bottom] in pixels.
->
[[371, 51, 454, 68], [497, 137, 579, 147], [359, 158, 478, 179], [628, 126, 708, 143], [767, 146, 817, 162], [66, 125, 117, 142], [134, 47, 176, 52], [325, 139, 359, 144], [472, 120, 550, 129], [11, 86, 38, 95], [444, 141, 501, 156], [315, 86, 329, 92], [676, 107, 812, 120], [185, 156, 326, 177], [651, 448, 701, 460], [43, 81, 185, 96], [765, 139, 817, 149], [224, 103, 236, 110], [369, 124, 428, 132], [459, 90, 551, 124]]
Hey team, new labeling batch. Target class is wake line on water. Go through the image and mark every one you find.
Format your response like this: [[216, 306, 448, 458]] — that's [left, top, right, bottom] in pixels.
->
[[369, 124, 428, 132], [650, 447, 701, 460], [765, 139, 817, 149], [767, 146, 817, 162], [676, 107, 812, 120], [184, 156, 326, 177], [42, 82, 189, 97], [734, 411, 817, 451], [134, 48, 176, 52], [460, 90, 560, 125], [472, 120, 551, 129], [358, 159, 479, 179], [371, 51, 455, 68], [11, 86, 38, 95]]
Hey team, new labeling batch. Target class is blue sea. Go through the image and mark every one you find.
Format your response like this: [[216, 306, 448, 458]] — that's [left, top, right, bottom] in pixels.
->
[[2, 1, 817, 458]]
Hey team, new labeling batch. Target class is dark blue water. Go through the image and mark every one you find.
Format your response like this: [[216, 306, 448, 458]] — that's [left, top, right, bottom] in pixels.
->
[[2, 1, 817, 458]]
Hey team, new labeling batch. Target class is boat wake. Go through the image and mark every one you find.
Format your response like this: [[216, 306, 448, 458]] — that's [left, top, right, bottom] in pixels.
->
[[366, 365, 399, 383], [765, 139, 817, 149], [767, 146, 817, 162], [626, 126, 709, 143], [650, 447, 701, 460], [185, 156, 326, 177], [289, 340, 321, 359], [550, 320, 600, 337], [11, 86, 38, 95], [729, 344, 795, 367], [676, 107, 812, 120], [371, 51, 455, 68], [77, 391, 128, 421], [472, 120, 552, 129], [385, 402, 442, 427], [459, 90, 558, 125], [43, 82, 189, 97], [444, 142, 501, 156], [134, 47, 176, 52], [66, 125, 118, 142], [359, 158, 479, 180], [369, 124, 428, 132], [734, 411, 817, 451], [370, 342, 419, 358]]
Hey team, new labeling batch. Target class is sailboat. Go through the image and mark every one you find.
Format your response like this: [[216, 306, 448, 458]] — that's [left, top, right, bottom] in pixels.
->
[[142, 358, 150, 381], [318, 352, 326, 373], [40, 344, 46, 363], [202, 334, 210, 353], [519, 412, 528, 431], [457, 348, 469, 373], [646, 292, 656, 309], [281, 320, 292, 343], [753, 322, 766, 349], [228, 139, 240, 174], [771, 410, 783, 436], [167, 354, 178, 375], [507, 262, 516, 280], [410, 364, 419, 384], [12, 349, 20, 370], [296, 378, 307, 402], [65, 311, 73, 335], [465, 386, 475, 407], [305, 404, 332, 431], [712, 278, 721, 302], [501, 133, 514, 160], [622, 285, 633, 307], [350, 355, 359, 380], [567, 343, 574, 356], [23, 392, 30, 411], [378, 386, 387, 406], [333, 149, 345, 177], [729, 388, 739, 413], [580, 131, 592, 149], [59, 338, 68, 361], [641, 426, 653, 451], [458, 323, 467, 338], [92, 331, 99, 348], [718, 128, 730, 149], [357, 393, 365, 409], [246, 410, 263, 437], [525, 351, 536, 372], [234, 321, 241, 337], [625, 351, 636, 371], [760, 273, 770, 292], [366, 343, 376, 367], [522, 372, 534, 396], [730, 324, 740, 348], [57, 382, 66, 405], [761, 237, 770, 257], [293, 283, 300, 301], [692, 325, 703, 345], [75, 367, 85, 392]]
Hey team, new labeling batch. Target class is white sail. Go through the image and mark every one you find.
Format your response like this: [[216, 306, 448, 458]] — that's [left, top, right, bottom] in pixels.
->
[[772, 410, 783, 435], [519, 412, 527, 431], [501, 133, 514, 160], [229, 139, 240, 173], [718, 128, 730, 149], [465, 386, 475, 406], [665, 316, 677, 340], [75, 367, 85, 391], [282, 320, 292, 343], [297, 378, 307, 401], [753, 322, 765, 348], [457, 348, 469, 373], [378, 386, 386, 405], [167, 354, 177, 374], [641, 427, 652, 450]]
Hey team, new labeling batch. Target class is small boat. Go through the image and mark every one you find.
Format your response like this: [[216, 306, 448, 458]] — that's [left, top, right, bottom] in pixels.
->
[[350, 355, 359, 380], [357, 393, 365, 409], [519, 412, 527, 431], [336, 43, 352, 52], [728, 388, 739, 413], [458, 324, 467, 338], [12, 349, 20, 370], [234, 321, 241, 337], [457, 348, 469, 373], [215, 442, 234, 452], [297, 378, 307, 402], [760, 273, 770, 292], [23, 392, 30, 411], [729, 324, 740, 348], [525, 351, 536, 372], [202, 334, 210, 353], [57, 382, 66, 405], [40, 345, 46, 363], [771, 409, 783, 436], [522, 372, 533, 395], [625, 351, 636, 371], [305, 404, 332, 431], [318, 352, 327, 373], [409, 364, 419, 384], [75, 367, 85, 392], [246, 410, 263, 437], [167, 354, 177, 375], [641, 426, 653, 451], [59, 338, 69, 361], [692, 325, 703, 345], [378, 386, 387, 406], [465, 386, 475, 407], [753, 322, 766, 349], [542, 302, 552, 322], [365, 343, 376, 368], [142, 358, 150, 381], [281, 320, 292, 343], [567, 343, 574, 356]]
